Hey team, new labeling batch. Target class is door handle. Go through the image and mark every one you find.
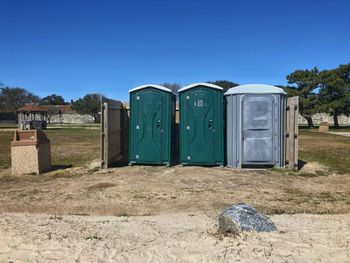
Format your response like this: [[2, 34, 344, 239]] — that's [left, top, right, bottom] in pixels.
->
[[157, 120, 161, 129], [208, 120, 213, 129]]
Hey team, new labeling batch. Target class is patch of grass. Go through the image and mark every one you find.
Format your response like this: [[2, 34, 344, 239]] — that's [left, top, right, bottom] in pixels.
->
[[0, 175, 20, 183], [87, 182, 116, 191], [269, 165, 329, 177], [46, 128, 100, 168], [71, 213, 89, 216], [0, 127, 100, 172], [0, 130, 13, 171], [329, 126, 350, 132], [132, 193, 148, 199], [88, 166, 100, 173], [299, 130, 350, 174], [268, 167, 298, 176], [48, 123, 100, 129], [85, 234, 102, 241], [283, 187, 346, 207], [298, 170, 328, 177], [50, 215, 63, 220], [0, 123, 17, 129], [50, 169, 85, 179], [268, 208, 289, 215], [117, 212, 129, 217]]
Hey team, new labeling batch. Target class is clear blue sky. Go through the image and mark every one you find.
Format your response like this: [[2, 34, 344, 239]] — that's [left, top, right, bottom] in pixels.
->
[[1, 0, 349, 101]]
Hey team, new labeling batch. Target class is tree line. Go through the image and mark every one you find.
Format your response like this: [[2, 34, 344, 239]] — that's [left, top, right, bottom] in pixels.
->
[[207, 64, 349, 129], [0, 85, 103, 122], [279, 63, 350, 128], [1, 62, 349, 127]]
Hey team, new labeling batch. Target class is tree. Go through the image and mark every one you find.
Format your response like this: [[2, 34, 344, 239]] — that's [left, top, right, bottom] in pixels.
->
[[46, 105, 59, 124], [161, 82, 182, 99], [0, 87, 40, 111], [71, 93, 106, 123], [318, 63, 350, 128], [286, 67, 320, 128], [207, 80, 239, 92], [276, 84, 303, 99], [40, 94, 67, 105]]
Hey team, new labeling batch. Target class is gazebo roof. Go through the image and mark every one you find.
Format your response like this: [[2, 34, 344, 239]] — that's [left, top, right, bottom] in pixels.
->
[[17, 104, 48, 113]]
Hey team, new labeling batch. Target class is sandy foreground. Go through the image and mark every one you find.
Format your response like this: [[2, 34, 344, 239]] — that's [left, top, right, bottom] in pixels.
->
[[0, 213, 349, 263]]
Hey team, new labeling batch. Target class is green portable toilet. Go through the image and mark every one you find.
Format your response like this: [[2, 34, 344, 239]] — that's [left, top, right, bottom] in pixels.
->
[[129, 84, 175, 166], [179, 83, 224, 166]]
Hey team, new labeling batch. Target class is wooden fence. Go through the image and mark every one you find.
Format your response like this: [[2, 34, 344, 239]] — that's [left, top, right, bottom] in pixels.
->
[[285, 96, 299, 169], [100, 100, 123, 168]]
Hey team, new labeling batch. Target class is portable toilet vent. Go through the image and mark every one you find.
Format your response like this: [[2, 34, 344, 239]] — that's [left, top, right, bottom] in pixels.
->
[[225, 84, 287, 168], [129, 84, 176, 166]]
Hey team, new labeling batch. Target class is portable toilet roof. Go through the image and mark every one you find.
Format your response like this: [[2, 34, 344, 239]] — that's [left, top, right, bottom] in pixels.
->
[[224, 84, 286, 95], [178, 82, 223, 92], [129, 84, 174, 94]]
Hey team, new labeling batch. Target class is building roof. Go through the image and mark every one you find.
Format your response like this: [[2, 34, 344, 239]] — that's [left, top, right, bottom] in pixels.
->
[[17, 104, 48, 112], [178, 82, 223, 92], [224, 84, 287, 95], [48, 105, 75, 114], [129, 84, 174, 93]]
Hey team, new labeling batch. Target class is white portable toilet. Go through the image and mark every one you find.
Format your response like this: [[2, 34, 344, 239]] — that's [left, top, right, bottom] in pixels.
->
[[225, 84, 287, 168]]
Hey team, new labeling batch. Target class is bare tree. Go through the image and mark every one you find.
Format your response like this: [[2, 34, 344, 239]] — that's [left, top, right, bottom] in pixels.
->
[[161, 82, 182, 99]]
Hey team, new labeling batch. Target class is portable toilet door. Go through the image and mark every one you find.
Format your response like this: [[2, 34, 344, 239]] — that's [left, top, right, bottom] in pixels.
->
[[225, 84, 286, 168], [129, 85, 175, 166], [179, 83, 224, 166]]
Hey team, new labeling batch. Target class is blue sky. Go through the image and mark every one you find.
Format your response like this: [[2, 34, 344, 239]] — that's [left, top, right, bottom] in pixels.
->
[[1, 0, 349, 101]]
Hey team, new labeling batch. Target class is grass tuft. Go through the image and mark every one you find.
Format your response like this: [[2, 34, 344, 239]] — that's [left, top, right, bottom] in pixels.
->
[[85, 234, 102, 241], [87, 182, 116, 191]]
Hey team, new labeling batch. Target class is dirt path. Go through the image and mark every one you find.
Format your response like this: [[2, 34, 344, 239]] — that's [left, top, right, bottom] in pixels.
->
[[0, 212, 349, 263]]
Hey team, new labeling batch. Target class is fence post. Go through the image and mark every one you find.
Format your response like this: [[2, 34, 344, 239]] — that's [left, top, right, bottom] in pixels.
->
[[100, 100, 122, 168], [286, 96, 299, 169]]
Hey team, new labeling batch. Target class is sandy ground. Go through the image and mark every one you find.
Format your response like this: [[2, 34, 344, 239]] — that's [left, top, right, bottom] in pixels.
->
[[0, 212, 349, 263], [0, 163, 349, 262]]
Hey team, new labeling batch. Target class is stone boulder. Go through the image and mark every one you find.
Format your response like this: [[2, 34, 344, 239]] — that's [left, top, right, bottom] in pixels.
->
[[219, 203, 276, 234]]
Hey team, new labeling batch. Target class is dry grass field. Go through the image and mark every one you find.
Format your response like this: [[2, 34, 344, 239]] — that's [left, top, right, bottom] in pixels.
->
[[0, 127, 349, 216], [0, 127, 349, 262], [299, 128, 350, 174], [0, 127, 100, 172], [0, 129, 12, 171], [1, 164, 350, 216]]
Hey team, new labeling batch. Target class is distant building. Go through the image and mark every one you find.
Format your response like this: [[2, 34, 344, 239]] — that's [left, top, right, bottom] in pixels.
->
[[48, 105, 95, 124], [17, 104, 48, 130], [9, 104, 97, 127]]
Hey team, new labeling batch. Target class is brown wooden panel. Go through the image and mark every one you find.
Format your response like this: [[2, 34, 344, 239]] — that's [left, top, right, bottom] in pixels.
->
[[286, 96, 299, 169], [101, 101, 123, 168]]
